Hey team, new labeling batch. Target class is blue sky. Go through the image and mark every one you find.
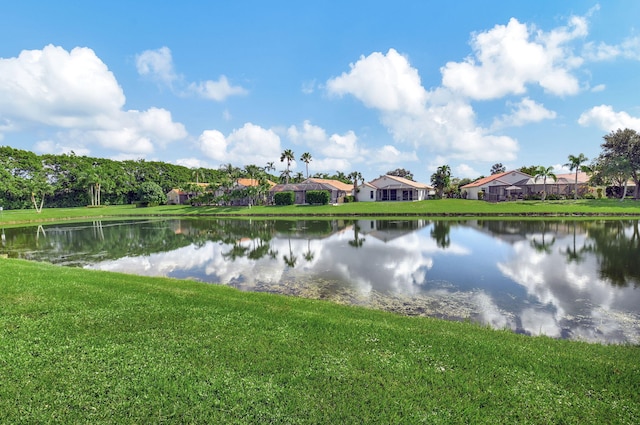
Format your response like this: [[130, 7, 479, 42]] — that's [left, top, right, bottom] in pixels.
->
[[1, 1, 639, 183]]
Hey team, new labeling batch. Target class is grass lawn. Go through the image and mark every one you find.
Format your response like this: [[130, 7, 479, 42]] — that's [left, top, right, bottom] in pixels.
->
[[0, 258, 638, 424], [1, 198, 640, 226]]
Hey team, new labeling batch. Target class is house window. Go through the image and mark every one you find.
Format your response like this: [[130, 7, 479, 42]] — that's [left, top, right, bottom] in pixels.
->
[[370, 190, 374, 199], [390, 190, 397, 201]]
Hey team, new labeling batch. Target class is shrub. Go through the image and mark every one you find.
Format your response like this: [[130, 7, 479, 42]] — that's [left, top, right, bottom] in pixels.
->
[[136, 182, 167, 205], [545, 193, 562, 201], [274, 191, 295, 206], [477, 191, 484, 200], [582, 192, 596, 199], [306, 190, 330, 205], [343, 195, 355, 203]]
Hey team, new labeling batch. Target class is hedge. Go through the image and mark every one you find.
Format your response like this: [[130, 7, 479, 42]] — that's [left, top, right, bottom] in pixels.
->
[[306, 190, 330, 205], [274, 191, 295, 205]]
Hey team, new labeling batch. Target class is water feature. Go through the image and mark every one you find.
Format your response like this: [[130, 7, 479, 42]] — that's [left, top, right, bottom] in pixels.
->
[[2, 218, 639, 344]]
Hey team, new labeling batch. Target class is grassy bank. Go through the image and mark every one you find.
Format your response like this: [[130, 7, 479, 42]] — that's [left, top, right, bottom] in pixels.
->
[[1, 198, 640, 226], [0, 258, 638, 423]]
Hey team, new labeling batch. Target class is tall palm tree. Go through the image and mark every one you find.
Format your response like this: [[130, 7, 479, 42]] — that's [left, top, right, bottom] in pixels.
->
[[565, 153, 588, 200], [300, 152, 312, 178], [280, 149, 295, 185], [534, 165, 557, 201], [348, 171, 362, 200]]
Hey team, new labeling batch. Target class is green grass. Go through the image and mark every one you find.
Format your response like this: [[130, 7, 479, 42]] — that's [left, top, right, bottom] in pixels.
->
[[1, 258, 638, 424], [1, 198, 640, 226]]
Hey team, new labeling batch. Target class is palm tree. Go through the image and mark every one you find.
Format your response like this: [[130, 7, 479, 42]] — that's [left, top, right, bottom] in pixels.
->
[[348, 171, 362, 201], [191, 167, 206, 184], [564, 153, 588, 200], [280, 149, 295, 185], [534, 166, 557, 201], [430, 165, 451, 197], [294, 171, 304, 183], [300, 152, 312, 178]]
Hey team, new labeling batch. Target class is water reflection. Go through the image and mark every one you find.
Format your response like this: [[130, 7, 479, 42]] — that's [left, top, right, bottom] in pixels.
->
[[2, 218, 639, 344]]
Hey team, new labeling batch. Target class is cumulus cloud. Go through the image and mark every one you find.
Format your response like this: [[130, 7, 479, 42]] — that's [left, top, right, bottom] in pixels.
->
[[455, 163, 481, 179], [441, 16, 585, 99], [326, 49, 519, 163], [136, 46, 247, 101], [199, 122, 282, 166], [0, 45, 187, 157], [33, 140, 90, 156], [135, 46, 179, 86], [0, 45, 125, 128], [327, 48, 427, 114], [491, 97, 557, 130], [578, 105, 640, 132], [284, 119, 417, 175]]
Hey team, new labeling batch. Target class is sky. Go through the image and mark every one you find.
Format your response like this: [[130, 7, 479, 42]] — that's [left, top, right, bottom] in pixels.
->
[[1, 1, 640, 184]]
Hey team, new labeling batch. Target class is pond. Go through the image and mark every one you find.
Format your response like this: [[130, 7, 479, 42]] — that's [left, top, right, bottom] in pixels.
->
[[2, 218, 639, 344]]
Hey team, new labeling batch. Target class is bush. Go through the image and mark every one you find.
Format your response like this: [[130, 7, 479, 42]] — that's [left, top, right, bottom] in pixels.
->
[[306, 190, 330, 205], [545, 193, 562, 201], [274, 191, 295, 206], [582, 192, 596, 199], [343, 195, 355, 203], [136, 182, 167, 205]]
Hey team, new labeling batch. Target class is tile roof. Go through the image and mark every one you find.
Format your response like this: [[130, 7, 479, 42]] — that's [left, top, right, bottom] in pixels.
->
[[460, 171, 510, 189], [306, 178, 353, 192], [236, 178, 277, 187], [373, 174, 433, 189]]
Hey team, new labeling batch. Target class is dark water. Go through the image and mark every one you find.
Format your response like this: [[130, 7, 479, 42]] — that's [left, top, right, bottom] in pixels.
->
[[2, 218, 639, 344]]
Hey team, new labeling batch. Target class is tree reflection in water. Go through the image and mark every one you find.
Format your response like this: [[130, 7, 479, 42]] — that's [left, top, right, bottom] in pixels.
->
[[2, 217, 640, 343]]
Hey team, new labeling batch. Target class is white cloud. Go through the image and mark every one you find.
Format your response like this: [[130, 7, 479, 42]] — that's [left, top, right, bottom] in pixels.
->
[[591, 84, 606, 92], [34, 140, 90, 156], [327, 48, 427, 114], [188, 76, 248, 101], [199, 122, 282, 166], [0, 44, 124, 128], [0, 45, 187, 157], [455, 163, 481, 179], [583, 36, 640, 61], [136, 46, 247, 102], [578, 105, 640, 132], [441, 16, 585, 99], [492, 97, 556, 129], [327, 50, 519, 163], [175, 157, 211, 169], [287, 120, 327, 145], [135, 46, 179, 86]]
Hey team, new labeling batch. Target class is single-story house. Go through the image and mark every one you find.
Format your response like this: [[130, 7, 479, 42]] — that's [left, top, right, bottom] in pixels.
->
[[362, 174, 433, 202], [355, 182, 378, 202], [166, 188, 189, 205], [462, 171, 596, 201], [226, 178, 277, 206], [461, 170, 532, 201], [269, 178, 353, 204]]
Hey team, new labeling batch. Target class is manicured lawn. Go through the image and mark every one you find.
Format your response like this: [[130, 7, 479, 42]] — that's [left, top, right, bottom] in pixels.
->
[[0, 258, 638, 423], [1, 198, 640, 226]]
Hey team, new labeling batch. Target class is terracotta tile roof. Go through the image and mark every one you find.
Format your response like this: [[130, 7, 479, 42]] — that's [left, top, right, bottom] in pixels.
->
[[306, 178, 353, 192], [460, 172, 511, 189], [552, 172, 590, 184], [236, 178, 277, 187]]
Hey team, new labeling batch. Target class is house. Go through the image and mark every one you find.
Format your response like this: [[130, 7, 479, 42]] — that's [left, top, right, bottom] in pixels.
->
[[166, 188, 189, 205], [226, 178, 277, 206], [355, 182, 378, 202], [166, 182, 210, 205], [461, 170, 532, 201], [269, 178, 353, 204], [365, 175, 433, 202]]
